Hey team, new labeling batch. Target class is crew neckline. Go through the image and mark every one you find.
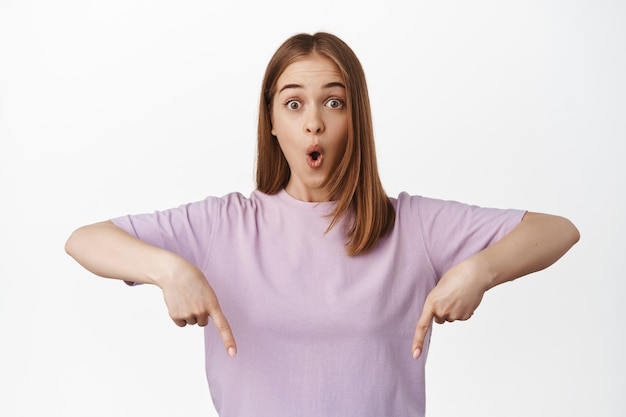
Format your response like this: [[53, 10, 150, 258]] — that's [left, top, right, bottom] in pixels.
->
[[276, 189, 338, 212]]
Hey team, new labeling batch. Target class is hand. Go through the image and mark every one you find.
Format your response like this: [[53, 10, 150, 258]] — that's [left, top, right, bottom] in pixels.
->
[[158, 260, 237, 358], [411, 259, 487, 360]]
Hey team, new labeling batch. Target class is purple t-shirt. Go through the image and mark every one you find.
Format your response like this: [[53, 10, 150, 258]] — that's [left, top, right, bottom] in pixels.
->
[[112, 189, 525, 417]]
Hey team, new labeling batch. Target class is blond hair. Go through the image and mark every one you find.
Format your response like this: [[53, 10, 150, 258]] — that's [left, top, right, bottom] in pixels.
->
[[256, 32, 395, 255]]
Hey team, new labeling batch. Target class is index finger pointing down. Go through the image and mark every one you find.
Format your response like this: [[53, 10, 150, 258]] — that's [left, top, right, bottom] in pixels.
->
[[210, 307, 237, 358], [412, 307, 434, 360]]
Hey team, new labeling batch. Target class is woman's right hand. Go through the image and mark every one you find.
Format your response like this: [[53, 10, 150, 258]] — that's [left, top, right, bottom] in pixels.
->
[[157, 260, 237, 357], [66, 220, 237, 357]]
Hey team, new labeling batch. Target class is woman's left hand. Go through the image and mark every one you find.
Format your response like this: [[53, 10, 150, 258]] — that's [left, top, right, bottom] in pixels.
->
[[411, 259, 488, 360], [410, 212, 579, 360]]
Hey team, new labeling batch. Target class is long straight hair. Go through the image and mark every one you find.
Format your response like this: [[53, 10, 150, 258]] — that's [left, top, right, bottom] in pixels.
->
[[256, 32, 395, 255]]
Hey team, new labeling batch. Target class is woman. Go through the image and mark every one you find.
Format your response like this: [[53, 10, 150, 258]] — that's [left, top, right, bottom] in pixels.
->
[[65, 32, 579, 416]]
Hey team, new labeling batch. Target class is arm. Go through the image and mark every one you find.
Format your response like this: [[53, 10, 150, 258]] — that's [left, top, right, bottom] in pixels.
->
[[65, 220, 237, 357], [411, 212, 579, 359]]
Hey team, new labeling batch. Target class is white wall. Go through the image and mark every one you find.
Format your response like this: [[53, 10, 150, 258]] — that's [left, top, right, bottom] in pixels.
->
[[1, 1, 623, 416]]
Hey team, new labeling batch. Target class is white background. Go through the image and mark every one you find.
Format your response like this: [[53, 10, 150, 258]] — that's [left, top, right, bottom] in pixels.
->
[[1, 1, 624, 416]]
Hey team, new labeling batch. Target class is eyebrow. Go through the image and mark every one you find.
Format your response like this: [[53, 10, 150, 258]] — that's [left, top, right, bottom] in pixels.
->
[[278, 81, 346, 93]]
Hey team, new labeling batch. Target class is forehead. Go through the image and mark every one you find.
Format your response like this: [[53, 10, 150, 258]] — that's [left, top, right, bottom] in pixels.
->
[[276, 53, 343, 86]]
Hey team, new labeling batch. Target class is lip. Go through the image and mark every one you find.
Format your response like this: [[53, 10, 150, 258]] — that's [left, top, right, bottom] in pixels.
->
[[306, 144, 323, 169]]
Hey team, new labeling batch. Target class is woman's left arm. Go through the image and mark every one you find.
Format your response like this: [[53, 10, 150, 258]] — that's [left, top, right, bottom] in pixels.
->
[[411, 212, 580, 359]]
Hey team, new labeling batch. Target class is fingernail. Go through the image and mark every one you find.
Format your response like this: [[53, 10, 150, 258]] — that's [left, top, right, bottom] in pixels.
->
[[412, 348, 421, 360], [228, 347, 237, 358]]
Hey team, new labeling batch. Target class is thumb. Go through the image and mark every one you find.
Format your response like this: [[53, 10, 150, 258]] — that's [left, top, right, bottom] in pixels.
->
[[412, 304, 433, 360]]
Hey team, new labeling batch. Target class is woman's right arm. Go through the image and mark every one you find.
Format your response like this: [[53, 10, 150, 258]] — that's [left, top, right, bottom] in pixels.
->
[[65, 221, 237, 357]]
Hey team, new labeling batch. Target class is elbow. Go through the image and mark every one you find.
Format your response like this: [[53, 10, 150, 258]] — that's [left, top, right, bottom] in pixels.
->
[[553, 215, 580, 250], [65, 227, 83, 258], [523, 212, 580, 251], [566, 217, 581, 247], [65, 224, 96, 258]]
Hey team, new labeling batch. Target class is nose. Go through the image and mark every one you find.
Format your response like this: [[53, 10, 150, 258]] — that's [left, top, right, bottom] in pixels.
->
[[304, 107, 324, 135]]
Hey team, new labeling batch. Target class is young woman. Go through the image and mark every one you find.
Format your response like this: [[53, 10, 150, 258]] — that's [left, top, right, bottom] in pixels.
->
[[65, 32, 579, 416]]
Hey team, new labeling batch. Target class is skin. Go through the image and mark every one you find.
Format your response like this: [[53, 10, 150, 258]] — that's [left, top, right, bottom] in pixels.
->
[[65, 53, 580, 361], [270, 52, 348, 202], [65, 220, 238, 357], [411, 212, 579, 359]]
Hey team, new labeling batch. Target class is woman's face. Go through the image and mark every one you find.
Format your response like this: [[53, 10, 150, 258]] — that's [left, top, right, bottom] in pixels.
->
[[271, 52, 348, 202]]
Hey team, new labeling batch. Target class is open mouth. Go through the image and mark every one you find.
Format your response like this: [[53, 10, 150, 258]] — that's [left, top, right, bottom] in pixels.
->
[[306, 145, 323, 169]]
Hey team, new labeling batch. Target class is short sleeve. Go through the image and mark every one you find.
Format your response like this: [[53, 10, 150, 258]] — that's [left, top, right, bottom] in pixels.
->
[[110, 197, 221, 269], [402, 193, 526, 279]]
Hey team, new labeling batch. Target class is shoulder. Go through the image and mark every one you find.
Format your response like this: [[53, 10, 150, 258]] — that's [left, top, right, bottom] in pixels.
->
[[194, 190, 284, 217], [392, 192, 463, 217], [193, 190, 265, 208], [391, 192, 524, 227]]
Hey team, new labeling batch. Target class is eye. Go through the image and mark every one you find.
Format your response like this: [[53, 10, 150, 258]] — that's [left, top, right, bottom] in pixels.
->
[[325, 98, 344, 109], [284, 99, 301, 110]]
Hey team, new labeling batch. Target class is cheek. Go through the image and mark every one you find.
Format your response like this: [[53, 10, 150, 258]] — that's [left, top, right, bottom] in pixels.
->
[[332, 116, 349, 144], [270, 110, 291, 138]]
